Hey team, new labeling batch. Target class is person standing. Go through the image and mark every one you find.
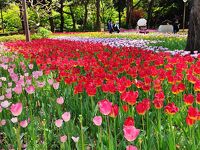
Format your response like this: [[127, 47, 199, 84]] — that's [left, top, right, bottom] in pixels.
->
[[173, 19, 180, 34], [107, 20, 113, 34]]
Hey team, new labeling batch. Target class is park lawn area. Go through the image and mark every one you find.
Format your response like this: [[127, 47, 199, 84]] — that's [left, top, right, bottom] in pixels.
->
[[51, 32, 187, 50]]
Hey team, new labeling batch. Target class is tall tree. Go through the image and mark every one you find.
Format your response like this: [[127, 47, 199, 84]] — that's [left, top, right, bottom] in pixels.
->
[[0, 0, 11, 33], [126, 0, 133, 28], [185, 0, 200, 53], [113, 0, 126, 27], [59, 0, 65, 32], [96, 0, 100, 31], [82, 0, 89, 31]]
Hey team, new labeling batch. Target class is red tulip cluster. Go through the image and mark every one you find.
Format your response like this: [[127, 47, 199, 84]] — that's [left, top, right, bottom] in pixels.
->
[[5, 38, 200, 128]]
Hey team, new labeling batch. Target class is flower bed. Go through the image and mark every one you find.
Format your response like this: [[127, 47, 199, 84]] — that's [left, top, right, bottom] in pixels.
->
[[1, 39, 200, 149]]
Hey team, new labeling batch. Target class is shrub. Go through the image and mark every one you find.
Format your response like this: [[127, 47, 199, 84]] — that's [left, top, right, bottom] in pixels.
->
[[37, 27, 52, 38]]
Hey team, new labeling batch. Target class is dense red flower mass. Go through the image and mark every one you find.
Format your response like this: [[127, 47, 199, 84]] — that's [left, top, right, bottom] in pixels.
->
[[5, 39, 200, 132]]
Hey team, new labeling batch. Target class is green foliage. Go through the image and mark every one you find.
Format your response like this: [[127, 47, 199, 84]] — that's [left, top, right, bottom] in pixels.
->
[[31, 33, 42, 40], [0, 34, 25, 42], [37, 27, 52, 38], [3, 4, 21, 32]]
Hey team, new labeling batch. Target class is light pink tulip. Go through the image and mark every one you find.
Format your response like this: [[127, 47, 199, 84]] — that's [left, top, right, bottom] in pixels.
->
[[55, 119, 63, 128], [0, 119, 6, 126], [98, 99, 112, 115], [123, 126, 140, 142], [8, 82, 12, 87], [126, 145, 138, 150], [53, 82, 59, 90], [11, 117, 18, 123], [60, 135, 67, 143], [20, 120, 28, 128], [1, 101, 11, 108], [48, 79, 54, 85], [10, 102, 23, 116], [71, 136, 79, 143], [62, 112, 71, 122], [93, 116, 102, 126], [0, 95, 4, 101], [56, 97, 64, 105]]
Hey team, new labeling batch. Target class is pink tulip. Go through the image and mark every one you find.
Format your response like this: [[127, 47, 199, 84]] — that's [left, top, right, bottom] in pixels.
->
[[71, 136, 79, 143], [60, 135, 67, 143], [57, 97, 64, 105], [13, 85, 22, 94], [62, 112, 71, 122], [28, 64, 33, 70], [126, 145, 138, 150], [25, 85, 35, 94], [10, 102, 23, 116], [55, 119, 63, 128], [123, 126, 140, 142], [53, 82, 59, 90], [98, 99, 112, 115], [37, 81, 46, 88], [20, 120, 28, 128], [93, 116, 102, 126], [48, 79, 54, 85], [5, 92, 12, 99]]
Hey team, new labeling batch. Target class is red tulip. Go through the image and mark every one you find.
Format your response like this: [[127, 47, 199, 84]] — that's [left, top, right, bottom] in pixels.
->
[[136, 99, 150, 115], [121, 91, 139, 106], [122, 105, 129, 112], [124, 117, 134, 127], [186, 116, 196, 126], [187, 106, 199, 120], [164, 102, 179, 115], [184, 94, 194, 105], [109, 104, 119, 118], [196, 93, 200, 104]]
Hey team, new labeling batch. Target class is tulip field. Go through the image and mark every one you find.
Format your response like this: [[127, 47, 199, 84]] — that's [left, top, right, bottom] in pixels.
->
[[0, 33, 200, 150]]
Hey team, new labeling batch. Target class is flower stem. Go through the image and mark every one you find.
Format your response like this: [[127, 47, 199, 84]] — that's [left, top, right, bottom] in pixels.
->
[[16, 124, 22, 150]]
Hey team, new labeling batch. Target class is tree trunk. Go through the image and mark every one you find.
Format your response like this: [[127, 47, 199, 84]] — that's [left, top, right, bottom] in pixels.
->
[[48, 0, 54, 32], [59, 0, 64, 32], [49, 12, 54, 32], [118, 0, 122, 27], [147, 0, 154, 29], [126, 0, 133, 28], [19, 4, 25, 33], [83, 0, 89, 31], [96, 0, 101, 31], [185, 0, 200, 53], [69, 6, 76, 31]]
